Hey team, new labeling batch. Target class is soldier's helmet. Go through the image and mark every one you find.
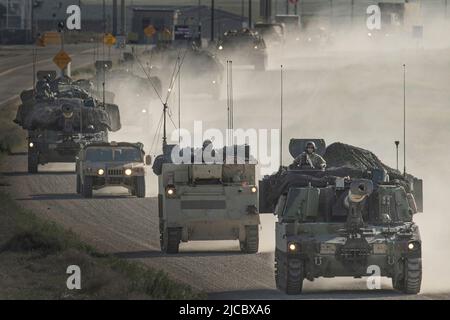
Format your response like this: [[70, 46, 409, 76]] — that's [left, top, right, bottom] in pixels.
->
[[203, 140, 213, 150], [305, 141, 317, 152]]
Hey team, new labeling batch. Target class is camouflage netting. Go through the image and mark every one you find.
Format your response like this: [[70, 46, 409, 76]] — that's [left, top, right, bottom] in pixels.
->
[[14, 93, 121, 133], [324, 143, 403, 180], [260, 143, 410, 212]]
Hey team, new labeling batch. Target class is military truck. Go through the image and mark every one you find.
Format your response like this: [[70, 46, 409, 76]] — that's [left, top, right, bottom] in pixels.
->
[[76, 142, 151, 198], [153, 145, 261, 254], [260, 139, 423, 295], [216, 29, 268, 71]]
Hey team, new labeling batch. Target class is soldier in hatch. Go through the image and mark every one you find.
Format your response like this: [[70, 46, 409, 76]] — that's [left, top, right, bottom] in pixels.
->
[[35, 75, 54, 100], [292, 141, 327, 170]]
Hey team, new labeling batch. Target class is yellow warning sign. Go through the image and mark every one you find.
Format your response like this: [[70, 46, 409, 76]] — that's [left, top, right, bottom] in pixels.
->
[[53, 50, 72, 70], [144, 25, 157, 38], [103, 33, 117, 47]]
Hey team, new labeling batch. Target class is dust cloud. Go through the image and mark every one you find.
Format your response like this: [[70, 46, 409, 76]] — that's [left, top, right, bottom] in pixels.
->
[[104, 10, 450, 293]]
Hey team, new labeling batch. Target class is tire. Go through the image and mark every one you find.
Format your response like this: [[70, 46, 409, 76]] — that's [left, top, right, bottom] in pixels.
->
[[28, 152, 38, 174], [82, 176, 93, 198], [392, 258, 422, 294], [135, 176, 146, 198], [161, 228, 181, 254], [402, 258, 422, 294], [275, 255, 304, 295], [240, 226, 259, 254], [76, 174, 81, 194]]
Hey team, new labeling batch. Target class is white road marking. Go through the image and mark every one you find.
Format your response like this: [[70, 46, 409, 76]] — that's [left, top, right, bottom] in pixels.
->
[[0, 48, 93, 78]]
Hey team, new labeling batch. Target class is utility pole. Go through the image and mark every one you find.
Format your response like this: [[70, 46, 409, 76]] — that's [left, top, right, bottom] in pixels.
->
[[113, 0, 118, 36], [286, 0, 289, 15], [241, 0, 245, 25], [249, 0, 252, 29], [446, 0, 448, 19], [121, 0, 126, 35], [351, 0, 354, 25], [211, 0, 215, 42]]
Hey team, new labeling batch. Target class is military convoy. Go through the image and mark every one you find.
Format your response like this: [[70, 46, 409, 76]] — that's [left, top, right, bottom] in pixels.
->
[[12, 48, 426, 297], [260, 139, 423, 295], [76, 142, 151, 198], [153, 145, 260, 254]]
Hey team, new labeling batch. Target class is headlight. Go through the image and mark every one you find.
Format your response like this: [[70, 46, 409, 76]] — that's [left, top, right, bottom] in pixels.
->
[[407, 241, 420, 252], [29, 142, 34, 148], [97, 169, 105, 176], [166, 186, 177, 198], [125, 169, 132, 176], [251, 186, 258, 194], [142, 109, 147, 114], [218, 45, 223, 50], [212, 80, 217, 84], [254, 45, 258, 49], [368, 32, 372, 37], [289, 243, 298, 252]]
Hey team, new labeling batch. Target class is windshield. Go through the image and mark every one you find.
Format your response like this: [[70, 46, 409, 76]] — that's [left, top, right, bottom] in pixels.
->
[[86, 148, 113, 161], [86, 147, 142, 162], [114, 148, 142, 162]]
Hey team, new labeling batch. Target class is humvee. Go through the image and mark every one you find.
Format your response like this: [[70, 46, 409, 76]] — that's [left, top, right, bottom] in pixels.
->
[[76, 142, 151, 198]]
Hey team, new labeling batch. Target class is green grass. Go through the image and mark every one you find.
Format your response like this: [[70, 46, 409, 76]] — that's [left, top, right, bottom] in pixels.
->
[[0, 191, 204, 300]]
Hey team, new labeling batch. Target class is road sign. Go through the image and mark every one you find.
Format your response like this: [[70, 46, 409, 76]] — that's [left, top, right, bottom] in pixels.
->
[[53, 50, 72, 70], [103, 33, 117, 47], [174, 25, 201, 41], [144, 25, 157, 38]]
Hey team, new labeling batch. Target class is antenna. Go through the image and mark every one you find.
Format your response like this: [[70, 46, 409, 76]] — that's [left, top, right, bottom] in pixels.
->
[[178, 57, 181, 144], [163, 102, 168, 148], [280, 65, 284, 168], [227, 61, 234, 146], [395, 140, 400, 171], [403, 64, 407, 177]]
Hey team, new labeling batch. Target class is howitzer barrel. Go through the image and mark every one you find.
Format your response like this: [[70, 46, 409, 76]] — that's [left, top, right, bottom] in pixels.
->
[[346, 179, 374, 232]]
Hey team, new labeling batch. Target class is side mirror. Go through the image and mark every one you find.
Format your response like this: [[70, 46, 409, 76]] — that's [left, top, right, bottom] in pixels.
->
[[145, 155, 153, 166]]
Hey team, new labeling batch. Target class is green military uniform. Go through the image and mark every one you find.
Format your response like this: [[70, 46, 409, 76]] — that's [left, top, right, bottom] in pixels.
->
[[293, 152, 327, 170]]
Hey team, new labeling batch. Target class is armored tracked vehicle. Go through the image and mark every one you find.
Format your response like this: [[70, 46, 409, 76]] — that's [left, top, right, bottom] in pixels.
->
[[76, 142, 151, 198], [153, 145, 260, 254], [260, 139, 424, 295], [14, 71, 121, 173], [217, 29, 268, 71]]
